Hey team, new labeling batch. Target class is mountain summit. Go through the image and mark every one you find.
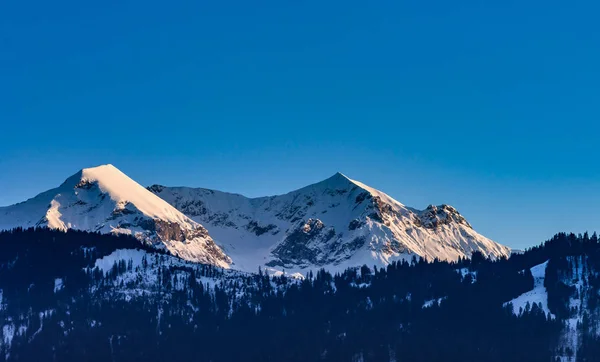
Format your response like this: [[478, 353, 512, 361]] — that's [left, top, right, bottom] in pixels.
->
[[149, 172, 511, 272], [0, 166, 509, 272], [0, 164, 231, 267]]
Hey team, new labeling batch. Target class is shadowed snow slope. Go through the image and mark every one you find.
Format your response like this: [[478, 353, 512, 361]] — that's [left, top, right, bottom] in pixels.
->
[[0, 165, 230, 267], [149, 172, 510, 273]]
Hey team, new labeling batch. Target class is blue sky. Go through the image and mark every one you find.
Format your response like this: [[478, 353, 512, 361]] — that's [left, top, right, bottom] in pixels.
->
[[1, 0, 599, 249]]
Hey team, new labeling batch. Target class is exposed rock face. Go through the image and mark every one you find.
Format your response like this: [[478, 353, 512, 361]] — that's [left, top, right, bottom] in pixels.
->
[[153, 219, 231, 266], [146, 184, 165, 194], [348, 219, 363, 231], [245, 221, 278, 236], [155, 219, 191, 242], [416, 204, 472, 229], [269, 219, 338, 267]]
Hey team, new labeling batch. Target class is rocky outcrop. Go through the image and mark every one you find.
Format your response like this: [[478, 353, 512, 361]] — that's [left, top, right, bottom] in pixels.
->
[[416, 205, 472, 229], [245, 221, 278, 236], [268, 219, 337, 267]]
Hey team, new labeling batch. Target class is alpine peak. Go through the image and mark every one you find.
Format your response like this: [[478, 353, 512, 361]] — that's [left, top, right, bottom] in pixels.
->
[[0, 165, 231, 267], [150, 172, 511, 272]]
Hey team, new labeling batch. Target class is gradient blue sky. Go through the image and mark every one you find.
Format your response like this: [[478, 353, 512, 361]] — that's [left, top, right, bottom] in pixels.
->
[[1, 0, 599, 250]]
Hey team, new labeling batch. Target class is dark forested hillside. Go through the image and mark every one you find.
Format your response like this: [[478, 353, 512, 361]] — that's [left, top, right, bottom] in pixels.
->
[[1, 228, 599, 361]]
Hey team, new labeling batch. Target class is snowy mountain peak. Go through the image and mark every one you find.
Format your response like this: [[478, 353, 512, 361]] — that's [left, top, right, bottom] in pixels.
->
[[307, 172, 409, 211], [151, 173, 511, 273], [1, 167, 510, 273], [290, 172, 356, 195], [0, 165, 231, 267], [329, 171, 352, 183], [72, 164, 191, 224]]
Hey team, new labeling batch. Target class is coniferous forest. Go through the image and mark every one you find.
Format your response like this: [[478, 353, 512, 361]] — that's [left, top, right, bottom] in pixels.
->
[[2, 228, 600, 361]]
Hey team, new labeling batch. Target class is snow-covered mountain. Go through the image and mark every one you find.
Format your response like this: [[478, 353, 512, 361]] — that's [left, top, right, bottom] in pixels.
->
[[0, 165, 230, 267], [149, 172, 511, 272], [0, 165, 509, 273]]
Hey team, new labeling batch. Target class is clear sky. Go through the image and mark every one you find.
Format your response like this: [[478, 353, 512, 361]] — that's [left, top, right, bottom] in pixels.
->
[[1, 0, 599, 250]]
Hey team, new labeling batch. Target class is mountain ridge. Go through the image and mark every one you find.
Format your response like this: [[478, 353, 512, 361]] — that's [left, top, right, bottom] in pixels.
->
[[0, 164, 510, 272], [149, 170, 511, 272]]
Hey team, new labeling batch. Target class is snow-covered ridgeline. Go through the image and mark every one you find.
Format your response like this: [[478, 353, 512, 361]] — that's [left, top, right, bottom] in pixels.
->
[[151, 172, 510, 273], [0, 164, 510, 273]]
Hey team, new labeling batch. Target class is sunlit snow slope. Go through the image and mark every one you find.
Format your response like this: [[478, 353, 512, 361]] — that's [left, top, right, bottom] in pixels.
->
[[0, 166, 509, 273], [0, 165, 230, 267], [150, 172, 511, 273]]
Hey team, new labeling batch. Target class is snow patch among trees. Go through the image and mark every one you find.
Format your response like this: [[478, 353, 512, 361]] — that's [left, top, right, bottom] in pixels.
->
[[506, 261, 554, 318]]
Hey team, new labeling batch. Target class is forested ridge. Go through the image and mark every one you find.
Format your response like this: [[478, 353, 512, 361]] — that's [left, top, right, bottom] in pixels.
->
[[1, 228, 600, 361]]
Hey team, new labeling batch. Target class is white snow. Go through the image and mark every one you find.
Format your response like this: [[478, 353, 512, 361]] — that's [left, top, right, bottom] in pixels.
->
[[0, 164, 230, 267], [422, 297, 447, 308], [94, 249, 147, 274], [458, 268, 477, 283], [264, 268, 305, 279], [54, 278, 64, 293], [556, 256, 587, 362], [506, 261, 554, 318], [28, 310, 54, 343], [346, 175, 407, 212], [87, 248, 286, 310], [152, 172, 510, 273], [46, 200, 67, 231], [2, 324, 14, 348], [79, 165, 191, 225], [17, 325, 27, 337], [0, 165, 509, 273]]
